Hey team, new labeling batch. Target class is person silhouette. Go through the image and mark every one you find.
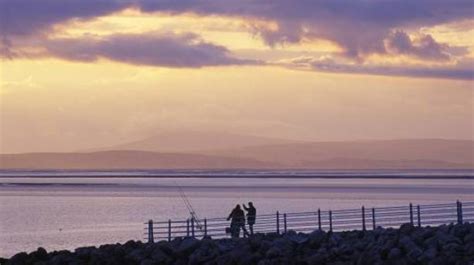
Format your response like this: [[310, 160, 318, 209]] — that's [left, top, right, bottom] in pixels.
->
[[243, 202, 256, 235], [227, 204, 247, 238]]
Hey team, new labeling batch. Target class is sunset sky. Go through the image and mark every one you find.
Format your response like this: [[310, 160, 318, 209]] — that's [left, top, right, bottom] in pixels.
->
[[0, 0, 473, 153]]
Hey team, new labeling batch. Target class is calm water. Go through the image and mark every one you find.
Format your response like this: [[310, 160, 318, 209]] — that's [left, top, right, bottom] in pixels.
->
[[1, 174, 473, 258]]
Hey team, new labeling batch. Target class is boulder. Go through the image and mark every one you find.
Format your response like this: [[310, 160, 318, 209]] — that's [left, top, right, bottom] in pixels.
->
[[308, 230, 326, 248], [4, 223, 474, 265], [151, 248, 171, 264], [5, 252, 28, 265], [30, 247, 49, 261], [399, 223, 415, 235], [125, 248, 147, 263], [387, 248, 402, 260], [176, 237, 200, 256]]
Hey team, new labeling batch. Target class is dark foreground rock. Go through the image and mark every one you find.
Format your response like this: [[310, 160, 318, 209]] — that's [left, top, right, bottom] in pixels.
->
[[3, 223, 474, 265]]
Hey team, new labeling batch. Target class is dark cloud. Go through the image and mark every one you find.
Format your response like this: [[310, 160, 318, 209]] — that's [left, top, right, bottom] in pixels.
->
[[0, 0, 126, 36], [1, 0, 472, 78], [37, 32, 257, 67], [385, 31, 450, 61], [1, 0, 472, 60], [284, 56, 474, 80], [0, 36, 16, 59], [136, 0, 473, 59]]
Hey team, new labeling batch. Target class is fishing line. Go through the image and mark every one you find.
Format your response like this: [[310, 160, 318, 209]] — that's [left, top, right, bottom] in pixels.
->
[[174, 181, 203, 230]]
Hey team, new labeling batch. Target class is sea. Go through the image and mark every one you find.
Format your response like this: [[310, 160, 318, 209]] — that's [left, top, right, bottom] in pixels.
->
[[1, 169, 473, 258]]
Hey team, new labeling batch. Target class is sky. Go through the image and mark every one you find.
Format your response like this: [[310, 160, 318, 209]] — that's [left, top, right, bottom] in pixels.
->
[[0, 0, 473, 153]]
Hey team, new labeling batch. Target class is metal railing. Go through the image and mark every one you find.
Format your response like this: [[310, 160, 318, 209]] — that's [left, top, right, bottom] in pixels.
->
[[144, 200, 474, 242]]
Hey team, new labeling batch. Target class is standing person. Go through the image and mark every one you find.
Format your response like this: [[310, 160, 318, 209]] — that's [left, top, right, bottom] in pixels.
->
[[243, 202, 256, 235], [227, 205, 246, 238]]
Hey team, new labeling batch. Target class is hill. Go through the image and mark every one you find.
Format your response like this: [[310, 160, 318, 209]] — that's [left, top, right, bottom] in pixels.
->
[[0, 150, 275, 170], [202, 139, 474, 168], [1, 139, 472, 170], [88, 130, 298, 153]]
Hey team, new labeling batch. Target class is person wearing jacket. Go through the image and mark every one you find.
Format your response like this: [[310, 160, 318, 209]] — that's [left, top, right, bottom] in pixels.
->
[[243, 202, 256, 235]]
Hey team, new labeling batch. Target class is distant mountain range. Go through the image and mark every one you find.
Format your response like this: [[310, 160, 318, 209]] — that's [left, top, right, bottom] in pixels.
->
[[85, 130, 298, 153], [1, 131, 472, 170]]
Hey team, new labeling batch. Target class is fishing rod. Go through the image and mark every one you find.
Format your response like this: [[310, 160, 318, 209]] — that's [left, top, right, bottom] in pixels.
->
[[175, 181, 203, 230]]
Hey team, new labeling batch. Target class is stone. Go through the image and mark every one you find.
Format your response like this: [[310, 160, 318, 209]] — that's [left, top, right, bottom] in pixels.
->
[[464, 232, 474, 244], [3, 222, 474, 265], [74, 246, 96, 260], [30, 247, 48, 261], [140, 259, 154, 265], [308, 230, 326, 247], [399, 223, 415, 235], [177, 237, 200, 256], [265, 247, 281, 259], [407, 248, 423, 262], [151, 248, 170, 264], [417, 247, 437, 263], [387, 248, 402, 259], [125, 248, 147, 262], [306, 252, 327, 265], [6, 252, 28, 265]]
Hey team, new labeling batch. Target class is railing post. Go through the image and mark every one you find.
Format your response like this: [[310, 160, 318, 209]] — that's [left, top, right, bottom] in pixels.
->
[[372, 208, 376, 230], [168, 219, 172, 242], [318, 209, 321, 231], [204, 218, 207, 237], [186, 219, 190, 237], [191, 217, 195, 238], [148, 220, 154, 243], [457, 200, 463, 224], [283, 213, 287, 233], [329, 210, 333, 232], [276, 211, 280, 234], [362, 206, 366, 231], [417, 205, 421, 227], [409, 203, 414, 225]]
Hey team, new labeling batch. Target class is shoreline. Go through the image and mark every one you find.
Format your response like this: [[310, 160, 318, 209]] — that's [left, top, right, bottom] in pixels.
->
[[3, 223, 473, 265], [1, 174, 473, 179], [1, 169, 473, 179], [1, 176, 473, 179]]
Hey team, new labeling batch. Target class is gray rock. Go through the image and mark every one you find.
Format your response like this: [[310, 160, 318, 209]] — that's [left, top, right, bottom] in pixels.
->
[[216, 239, 236, 253], [140, 259, 154, 265], [283, 230, 308, 244], [465, 241, 474, 256], [464, 232, 474, 243], [418, 247, 437, 263], [125, 248, 146, 262], [49, 251, 74, 265], [30, 247, 48, 261], [436, 231, 462, 245], [388, 248, 402, 259], [177, 237, 200, 256], [265, 247, 281, 259], [4, 222, 474, 265], [407, 247, 423, 262], [305, 250, 328, 265], [308, 230, 326, 247], [151, 248, 170, 264], [399, 223, 415, 235], [442, 242, 463, 256], [74, 246, 96, 259], [399, 235, 418, 253], [356, 250, 376, 265], [6, 252, 28, 265]]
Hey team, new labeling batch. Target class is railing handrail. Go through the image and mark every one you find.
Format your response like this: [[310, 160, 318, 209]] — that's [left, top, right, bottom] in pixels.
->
[[145, 200, 473, 242]]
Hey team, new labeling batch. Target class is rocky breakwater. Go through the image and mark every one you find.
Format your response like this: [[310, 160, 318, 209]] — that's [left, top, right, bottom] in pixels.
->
[[3, 223, 474, 265]]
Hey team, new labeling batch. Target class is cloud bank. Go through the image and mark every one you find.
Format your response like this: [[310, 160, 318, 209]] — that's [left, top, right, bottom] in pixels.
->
[[39, 32, 257, 68], [1, 0, 473, 78], [282, 56, 474, 80]]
